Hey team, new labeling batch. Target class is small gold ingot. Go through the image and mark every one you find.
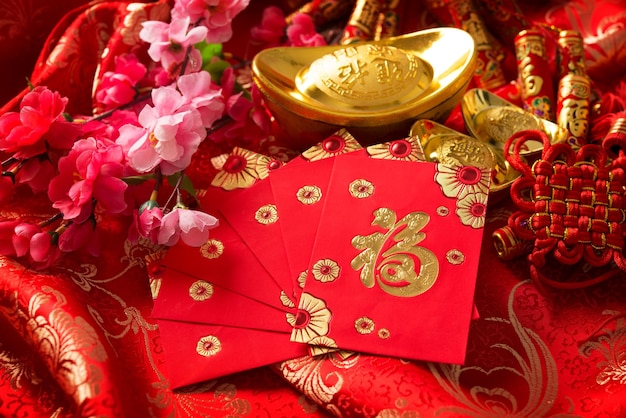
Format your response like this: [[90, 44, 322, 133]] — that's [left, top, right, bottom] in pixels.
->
[[410, 119, 519, 194], [252, 28, 476, 149], [461, 88, 568, 154]]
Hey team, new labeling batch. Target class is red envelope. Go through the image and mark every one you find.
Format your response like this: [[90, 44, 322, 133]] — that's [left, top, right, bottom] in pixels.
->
[[267, 130, 364, 297], [291, 152, 490, 364], [159, 146, 293, 311], [217, 178, 296, 298], [161, 196, 288, 311], [152, 267, 292, 332], [157, 318, 308, 389]]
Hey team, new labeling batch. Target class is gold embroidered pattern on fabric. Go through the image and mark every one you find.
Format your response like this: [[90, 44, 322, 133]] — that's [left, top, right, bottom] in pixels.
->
[[354, 316, 375, 335], [18, 287, 108, 404], [200, 239, 224, 259], [196, 336, 222, 357], [255, 204, 279, 224], [429, 281, 558, 416], [351, 208, 439, 297], [280, 349, 360, 405], [297, 185, 322, 205], [349, 179, 374, 199], [311, 259, 341, 283], [189, 280, 214, 301], [288, 293, 332, 343], [437, 206, 450, 217], [580, 311, 626, 386]]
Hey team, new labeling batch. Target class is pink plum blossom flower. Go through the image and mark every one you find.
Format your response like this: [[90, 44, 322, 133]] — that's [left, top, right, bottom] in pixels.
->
[[140, 17, 207, 76], [116, 82, 208, 175], [58, 221, 100, 256], [157, 207, 218, 246], [12, 223, 42, 257], [177, 71, 225, 128], [250, 6, 286, 47], [14, 157, 57, 193], [286, 13, 326, 47], [30, 231, 61, 267], [95, 53, 148, 110], [172, 0, 250, 44], [48, 137, 129, 223], [0, 87, 82, 159], [129, 205, 164, 244]]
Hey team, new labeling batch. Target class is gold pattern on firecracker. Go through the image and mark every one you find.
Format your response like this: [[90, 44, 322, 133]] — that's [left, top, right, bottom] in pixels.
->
[[514, 28, 555, 121], [556, 73, 591, 148], [287, 0, 356, 26], [448, 0, 506, 90], [341, 0, 385, 44], [557, 30, 587, 77]]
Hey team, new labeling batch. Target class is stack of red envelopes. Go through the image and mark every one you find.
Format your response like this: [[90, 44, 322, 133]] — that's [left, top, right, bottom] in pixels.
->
[[152, 129, 491, 389]]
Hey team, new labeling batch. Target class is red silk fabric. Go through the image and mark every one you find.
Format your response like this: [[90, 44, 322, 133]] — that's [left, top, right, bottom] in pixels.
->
[[1, 0, 626, 416]]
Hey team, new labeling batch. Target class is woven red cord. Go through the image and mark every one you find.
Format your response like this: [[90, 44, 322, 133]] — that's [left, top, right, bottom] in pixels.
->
[[505, 129, 626, 291]]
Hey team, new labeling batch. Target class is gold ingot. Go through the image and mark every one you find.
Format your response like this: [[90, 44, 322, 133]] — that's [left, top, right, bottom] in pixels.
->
[[252, 28, 477, 150], [410, 119, 520, 195], [461, 88, 568, 155]]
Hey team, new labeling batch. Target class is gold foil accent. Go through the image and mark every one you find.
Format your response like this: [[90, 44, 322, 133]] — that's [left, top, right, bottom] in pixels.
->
[[308, 336, 339, 357], [256, 154, 284, 179], [446, 249, 466, 265], [289, 293, 333, 343], [189, 280, 214, 301], [297, 185, 323, 204], [351, 208, 439, 297], [366, 136, 425, 161], [378, 328, 391, 339], [349, 179, 374, 198], [255, 204, 279, 224], [301, 129, 362, 161], [456, 193, 488, 229], [200, 239, 224, 259], [354, 316, 375, 334], [196, 335, 222, 357], [434, 163, 491, 199], [437, 206, 450, 217], [311, 259, 341, 282], [210, 147, 263, 190], [297, 270, 308, 289], [280, 291, 296, 309]]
